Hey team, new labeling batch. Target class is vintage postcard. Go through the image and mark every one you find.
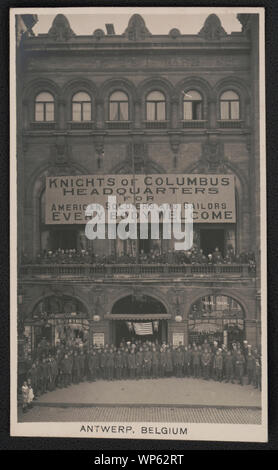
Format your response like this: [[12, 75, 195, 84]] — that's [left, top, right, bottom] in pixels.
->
[[10, 6, 267, 442]]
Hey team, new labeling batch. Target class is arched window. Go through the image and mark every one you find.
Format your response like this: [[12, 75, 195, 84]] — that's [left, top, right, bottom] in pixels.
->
[[146, 91, 166, 121], [183, 90, 203, 120], [72, 92, 91, 121], [35, 92, 54, 122], [220, 90, 240, 120], [109, 91, 129, 121]]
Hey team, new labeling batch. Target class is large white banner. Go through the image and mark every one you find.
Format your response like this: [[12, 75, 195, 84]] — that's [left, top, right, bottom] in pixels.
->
[[45, 174, 236, 224]]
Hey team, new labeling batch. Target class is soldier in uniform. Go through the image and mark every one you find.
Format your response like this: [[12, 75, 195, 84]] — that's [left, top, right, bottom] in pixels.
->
[[159, 346, 166, 378], [72, 351, 80, 384], [214, 349, 223, 382], [183, 346, 190, 377], [28, 363, 38, 398], [88, 350, 98, 382], [224, 350, 234, 383], [175, 346, 184, 378], [151, 347, 160, 379], [115, 349, 124, 380], [254, 355, 261, 390], [41, 357, 48, 393], [122, 348, 129, 379], [246, 351, 256, 385], [63, 354, 72, 387], [101, 348, 108, 380], [165, 346, 173, 377], [79, 350, 85, 381], [143, 347, 152, 379], [192, 346, 201, 378], [235, 349, 245, 385], [107, 348, 115, 381], [201, 348, 211, 380], [136, 347, 143, 380], [128, 349, 136, 379]]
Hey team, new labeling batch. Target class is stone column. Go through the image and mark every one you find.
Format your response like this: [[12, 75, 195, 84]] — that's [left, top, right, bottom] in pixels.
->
[[134, 99, 141, 129], [170, 94, 179, 129], [208, 98, 217, 129], [58, 99, 66, 130], [22, 99, 29, 129], [96, 98, 104, 129]]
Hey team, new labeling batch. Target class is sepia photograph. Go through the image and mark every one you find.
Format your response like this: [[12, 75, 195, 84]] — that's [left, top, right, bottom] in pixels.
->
[[10, 6, 267, 442]]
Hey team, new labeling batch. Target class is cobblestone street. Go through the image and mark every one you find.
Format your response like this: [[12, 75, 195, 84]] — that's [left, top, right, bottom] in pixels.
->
[[18, 405, 261, 425], [18, 377, 261, 424]]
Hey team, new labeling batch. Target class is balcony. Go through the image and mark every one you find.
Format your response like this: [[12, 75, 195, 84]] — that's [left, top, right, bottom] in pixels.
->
[[20, 263, 255, 280], [182, 120, 207, 129], [30, 121, 56, 130], [106, 121, 132, 130], [144, 121, 169, 129], [68, 121, 95, 130], [217, 120, 243, 129]]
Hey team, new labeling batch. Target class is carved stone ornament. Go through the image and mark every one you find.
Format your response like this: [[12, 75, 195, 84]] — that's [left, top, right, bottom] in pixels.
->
[[201, 140, 226, 172], [51, 135, 68, 166], [123, 14, 151, 41], [198, 14, 227, 40], [48, 14, 76, 41]]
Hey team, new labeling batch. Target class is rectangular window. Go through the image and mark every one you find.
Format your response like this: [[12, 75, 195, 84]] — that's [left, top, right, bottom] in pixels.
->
[[220, 101, 229, 120], [156, 102, 165, 120], [45, 102, 54, 122], [119, 102, 128, 121], [184, 102, 193, 120], [109, 102, 118, 121], [82, 102, 91, 121], [193, 102, 202, 120], [35, 103, 44, 121], [231, 101, 239, 120], [72, 103, 81, 121], [146, 102, 155, 120]]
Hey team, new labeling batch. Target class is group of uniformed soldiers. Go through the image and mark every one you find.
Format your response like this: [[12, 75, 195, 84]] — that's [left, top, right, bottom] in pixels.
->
[[24, 246, 256, 267], [24, 339, 261, 401]]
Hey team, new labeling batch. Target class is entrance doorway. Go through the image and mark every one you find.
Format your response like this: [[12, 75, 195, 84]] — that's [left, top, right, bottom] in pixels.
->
[[111, 294, 168, 346], [188, 294, 245, 349], [112, 320, 168, 347], [200, 228, 225, 257], [49, 227, 78, 250]]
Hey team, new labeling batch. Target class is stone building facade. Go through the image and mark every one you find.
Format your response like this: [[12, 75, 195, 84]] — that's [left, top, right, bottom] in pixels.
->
[[16, 13, 261, 356]]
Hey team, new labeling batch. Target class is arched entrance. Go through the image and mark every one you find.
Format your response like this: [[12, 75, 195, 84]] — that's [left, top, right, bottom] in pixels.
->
[[111, 294, 169, 346], [188, 294, 245, 348], [25, 295, 89, 355]]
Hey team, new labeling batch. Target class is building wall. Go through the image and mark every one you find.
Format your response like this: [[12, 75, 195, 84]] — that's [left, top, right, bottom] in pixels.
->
[[17, 13, 261, 348]]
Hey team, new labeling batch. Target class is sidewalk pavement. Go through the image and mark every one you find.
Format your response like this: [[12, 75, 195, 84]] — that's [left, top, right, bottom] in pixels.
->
[[35, 377, 261, 408]]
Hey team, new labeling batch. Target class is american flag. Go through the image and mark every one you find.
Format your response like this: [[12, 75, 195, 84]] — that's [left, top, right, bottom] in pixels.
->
[[133, 322, 153, 336]]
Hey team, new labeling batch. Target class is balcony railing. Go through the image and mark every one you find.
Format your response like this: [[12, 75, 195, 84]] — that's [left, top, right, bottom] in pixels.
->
[[182, 120, 207, 129], [144, 121, 169, 129], [20, 263, 255, 279], [30, 122, 56, 130], [217, 120, 243, 129], [106, 121, 132, 129], [68, 121, 95, 130]]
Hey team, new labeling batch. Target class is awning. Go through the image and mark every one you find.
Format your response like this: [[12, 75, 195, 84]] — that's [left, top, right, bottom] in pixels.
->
[[104, 314, 172, 321]]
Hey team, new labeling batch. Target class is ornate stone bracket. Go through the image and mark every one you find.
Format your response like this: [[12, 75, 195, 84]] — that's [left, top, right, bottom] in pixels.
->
[[169, 132, 181, 168], [93, 133, 105, 169], [201, 136, 226, 172], [47, 14, 76, 41]]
